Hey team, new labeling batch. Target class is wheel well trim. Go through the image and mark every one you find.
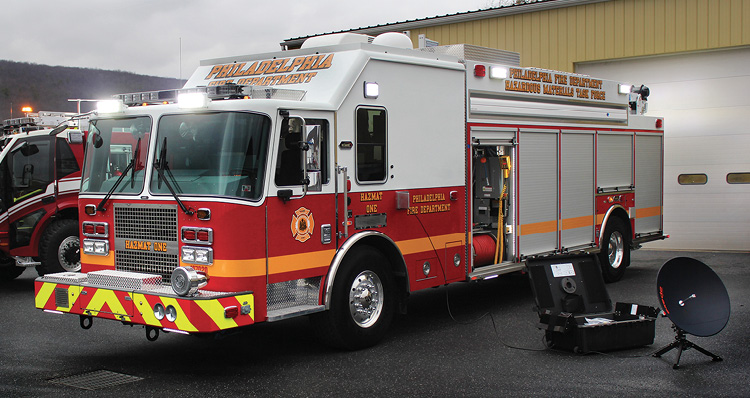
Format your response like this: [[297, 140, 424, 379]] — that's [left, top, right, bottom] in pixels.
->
[[323, 231, 408, 310], [598, 205, 631, 250]]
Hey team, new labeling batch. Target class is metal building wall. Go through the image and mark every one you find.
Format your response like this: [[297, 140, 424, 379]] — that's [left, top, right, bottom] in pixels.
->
[[408, 0, 750, 72]]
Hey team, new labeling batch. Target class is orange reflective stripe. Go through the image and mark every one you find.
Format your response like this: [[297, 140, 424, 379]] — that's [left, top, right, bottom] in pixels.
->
[[636, 206, 662, 218], [518, 220, 557, 236], [561, 215, 594, 230]]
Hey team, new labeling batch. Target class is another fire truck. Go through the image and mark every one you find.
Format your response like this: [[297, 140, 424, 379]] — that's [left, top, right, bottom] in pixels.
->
[[34, 33, 664, 348], [1, 113, 86, 280]]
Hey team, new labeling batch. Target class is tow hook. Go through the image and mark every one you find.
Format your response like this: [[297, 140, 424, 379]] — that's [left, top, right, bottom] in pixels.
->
[[79, 315, 93, 330], [146, 326, 160, 342]]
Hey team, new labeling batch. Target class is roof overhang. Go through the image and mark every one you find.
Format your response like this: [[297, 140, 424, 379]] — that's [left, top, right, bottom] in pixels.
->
[[280, 0, 609, 50]]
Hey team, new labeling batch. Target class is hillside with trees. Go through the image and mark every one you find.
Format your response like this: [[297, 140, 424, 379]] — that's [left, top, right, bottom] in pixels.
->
[[0, 60, 182, 120]]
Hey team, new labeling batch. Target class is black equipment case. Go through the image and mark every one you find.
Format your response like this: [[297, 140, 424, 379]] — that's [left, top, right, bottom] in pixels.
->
[[527, 255, 658, 353]]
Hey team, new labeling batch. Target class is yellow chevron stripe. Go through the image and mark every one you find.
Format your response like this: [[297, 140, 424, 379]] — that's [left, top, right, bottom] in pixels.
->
[[35, 282, 56, 309], [160, 297, 198, 332], [86, 289, 130, 321], [195, 300, 239, 330], [132, 293, 163, 327]]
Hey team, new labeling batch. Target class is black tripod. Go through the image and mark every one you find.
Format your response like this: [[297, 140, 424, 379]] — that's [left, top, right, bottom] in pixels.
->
[[653, 324, 723, 369]]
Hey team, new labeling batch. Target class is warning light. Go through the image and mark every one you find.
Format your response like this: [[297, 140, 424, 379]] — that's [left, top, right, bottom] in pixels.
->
[[21, 106, 32, 113], [656, 119, 663, 128], [474, 64, 486, 77]]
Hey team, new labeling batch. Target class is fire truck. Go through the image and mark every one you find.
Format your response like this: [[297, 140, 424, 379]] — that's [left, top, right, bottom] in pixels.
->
[[1, 113, 86, 280], [34, 33, 664, 349]]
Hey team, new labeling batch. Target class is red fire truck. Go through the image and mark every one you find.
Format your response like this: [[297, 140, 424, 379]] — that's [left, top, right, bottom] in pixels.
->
[[1, 113, 86, 280], [34, 33, 664, 349]]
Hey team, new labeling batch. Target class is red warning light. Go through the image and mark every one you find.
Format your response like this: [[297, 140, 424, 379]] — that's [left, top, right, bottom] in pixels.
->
[[474, 64, 486, 77]]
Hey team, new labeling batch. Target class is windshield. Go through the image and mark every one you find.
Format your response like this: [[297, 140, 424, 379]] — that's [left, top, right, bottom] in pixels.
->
[[81, 116, 151, 194], [150, 112, 271, 201]]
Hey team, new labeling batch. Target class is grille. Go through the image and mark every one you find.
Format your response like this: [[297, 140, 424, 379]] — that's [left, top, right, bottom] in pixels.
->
[[115, 250, 179, 284], [113, 204, 178, 283], [114, 204, 178, 241]]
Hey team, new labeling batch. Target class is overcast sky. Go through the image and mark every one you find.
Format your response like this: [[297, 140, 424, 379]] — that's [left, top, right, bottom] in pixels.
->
[[2, 0, 491, 79]]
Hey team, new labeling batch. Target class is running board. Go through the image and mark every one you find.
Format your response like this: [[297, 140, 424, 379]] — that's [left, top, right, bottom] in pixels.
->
[[469, 262, 526, 280], [266, 304, 325, 322]]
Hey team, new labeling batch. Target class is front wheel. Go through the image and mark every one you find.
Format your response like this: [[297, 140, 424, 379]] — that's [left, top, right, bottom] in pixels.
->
[[598, 217, 630, 283], [37, 219, 80, 275], [311, 246, 395, 350]]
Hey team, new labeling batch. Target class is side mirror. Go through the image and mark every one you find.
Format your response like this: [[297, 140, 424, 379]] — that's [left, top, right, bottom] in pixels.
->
[[12, 142, 40, 157], [92, 133, 104, 148]]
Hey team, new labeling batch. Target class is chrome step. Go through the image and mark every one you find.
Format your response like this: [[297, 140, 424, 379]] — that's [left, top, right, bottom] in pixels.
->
[[469, 262, 526, 280], [267, 304, 325, 322]]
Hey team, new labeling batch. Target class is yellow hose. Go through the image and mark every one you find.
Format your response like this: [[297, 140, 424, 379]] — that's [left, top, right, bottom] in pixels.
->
[[494, 183, 507, 264]]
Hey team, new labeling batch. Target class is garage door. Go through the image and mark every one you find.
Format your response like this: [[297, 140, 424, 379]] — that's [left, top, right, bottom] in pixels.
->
[[577, 47, 750, 251]]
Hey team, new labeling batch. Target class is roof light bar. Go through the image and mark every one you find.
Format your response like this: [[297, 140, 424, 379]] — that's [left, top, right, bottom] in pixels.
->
[[114, 83, 306, 106]]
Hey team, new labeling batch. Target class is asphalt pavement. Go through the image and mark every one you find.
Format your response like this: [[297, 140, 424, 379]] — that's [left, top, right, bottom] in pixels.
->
[[1, 249, 748, 397]]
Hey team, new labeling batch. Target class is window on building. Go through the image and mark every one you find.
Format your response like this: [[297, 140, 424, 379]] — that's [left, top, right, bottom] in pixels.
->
[[677, 173, 707, 185], [726, 172, 750, 184], [356, 107, 387, 183]]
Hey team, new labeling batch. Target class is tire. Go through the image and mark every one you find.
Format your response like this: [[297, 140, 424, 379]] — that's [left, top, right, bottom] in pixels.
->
[[311, 246, 395, 350], [598, 217, 630, 283], [37, 219, 80, 275], [0, 253, 24, 281]]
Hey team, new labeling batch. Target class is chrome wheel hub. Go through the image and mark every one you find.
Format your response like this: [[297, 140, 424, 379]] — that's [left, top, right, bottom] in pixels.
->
[[607, 231, 624, 269], [349, 270, 384, 328], [58, 236, 81, 272]]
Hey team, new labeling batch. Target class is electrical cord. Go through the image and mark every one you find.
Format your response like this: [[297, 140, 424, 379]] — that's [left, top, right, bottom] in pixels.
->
[[443, 282, 547, 352]]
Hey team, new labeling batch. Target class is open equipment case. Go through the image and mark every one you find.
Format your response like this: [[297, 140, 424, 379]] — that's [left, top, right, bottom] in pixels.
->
[[527, 255, 658, 353]]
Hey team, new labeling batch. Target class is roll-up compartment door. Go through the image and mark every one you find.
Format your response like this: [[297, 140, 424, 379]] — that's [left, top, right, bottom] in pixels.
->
[[635, 134, 663, 235], [518, 130, 558, 256], [561, 131, 595, 249], [597, 133, 633, 191]]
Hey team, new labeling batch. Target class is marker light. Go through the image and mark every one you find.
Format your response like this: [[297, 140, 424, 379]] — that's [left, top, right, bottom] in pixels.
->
[[96, 100, 126, 114], [619, 84, 633, 94], [178, 92, 210, 109], [489, 66, 509, 79], [474, 64, 486, 77], [364, 81, 379, 99]]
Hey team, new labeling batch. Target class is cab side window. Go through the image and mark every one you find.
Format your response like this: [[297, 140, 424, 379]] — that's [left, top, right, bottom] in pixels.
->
[[275, 118, 330, 186], [9, 137, 53, 203], [356, 107, 387, 183]]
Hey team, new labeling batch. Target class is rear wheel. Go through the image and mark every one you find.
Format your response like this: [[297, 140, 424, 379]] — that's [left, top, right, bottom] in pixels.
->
[[311, 246, 395, 350], [598, 217, 630, 283], [0, 253, 24, 281], [37, 219, 80, 275]]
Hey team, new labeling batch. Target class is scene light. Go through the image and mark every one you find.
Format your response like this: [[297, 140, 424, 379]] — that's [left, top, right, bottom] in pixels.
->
[[489, 66, 509, 80], [619, 84, 633, 94], [364, 81, 379, 99], [178, 92, 210, 109], [97, 100, 126, 114]]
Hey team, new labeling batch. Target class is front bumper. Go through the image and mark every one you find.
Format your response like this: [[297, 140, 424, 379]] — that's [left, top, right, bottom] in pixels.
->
[[35, 270, 254, 334]]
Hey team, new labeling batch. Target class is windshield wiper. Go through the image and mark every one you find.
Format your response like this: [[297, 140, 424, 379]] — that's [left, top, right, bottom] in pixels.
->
[[154, 137, 193, 215], [98, 137, 141, 211]]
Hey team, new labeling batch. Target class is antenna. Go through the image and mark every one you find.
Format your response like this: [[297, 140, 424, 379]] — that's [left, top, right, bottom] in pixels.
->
[[653, 257, 730, 369]]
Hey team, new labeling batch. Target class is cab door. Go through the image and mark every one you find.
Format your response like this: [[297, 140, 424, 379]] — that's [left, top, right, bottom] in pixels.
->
[[265, 113, 337, 315], [5, 136, 56, 256]]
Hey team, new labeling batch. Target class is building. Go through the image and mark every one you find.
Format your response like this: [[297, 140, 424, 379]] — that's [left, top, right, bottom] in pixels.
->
[[281, 0, 750, 251]]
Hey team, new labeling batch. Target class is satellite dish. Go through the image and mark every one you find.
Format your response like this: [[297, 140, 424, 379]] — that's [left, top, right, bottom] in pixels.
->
[[653, 257, 730, 369]]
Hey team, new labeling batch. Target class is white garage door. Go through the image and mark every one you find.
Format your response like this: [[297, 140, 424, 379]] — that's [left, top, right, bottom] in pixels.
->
[[577, 48, 750, 251]]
